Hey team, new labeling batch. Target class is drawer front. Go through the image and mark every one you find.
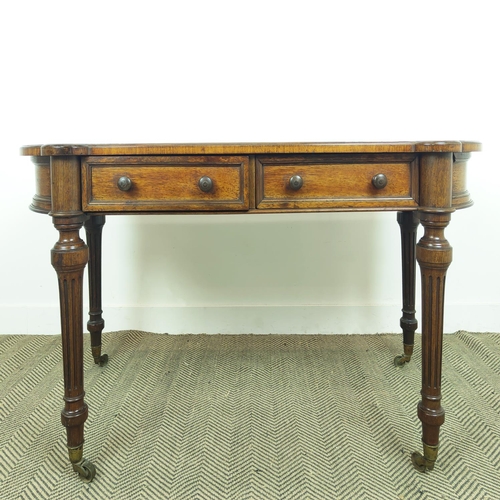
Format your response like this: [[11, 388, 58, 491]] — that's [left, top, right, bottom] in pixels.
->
[[256, 155, 418, 210], [82, 156, 249, 211]]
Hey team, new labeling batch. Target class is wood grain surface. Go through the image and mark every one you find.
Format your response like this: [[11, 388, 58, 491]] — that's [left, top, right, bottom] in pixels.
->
[[82, 155, 249, 211], [20, 141, 482, 157], [257, 162, 417, 210]]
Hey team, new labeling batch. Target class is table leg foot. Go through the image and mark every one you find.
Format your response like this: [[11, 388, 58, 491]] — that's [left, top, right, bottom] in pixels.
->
[[411, 443, 438, 472], [73, 460, 96, 482], [69, 447, 96, 482], [394, 343, 414, 366], [91, 346, 108, 366]]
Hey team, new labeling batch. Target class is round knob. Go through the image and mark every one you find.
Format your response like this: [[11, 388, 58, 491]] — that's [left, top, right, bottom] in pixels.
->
[[289, 175, 303, 190], [372, 173, 388, 189], [198, 176, 213, 192], [117, 176, 132, 191]]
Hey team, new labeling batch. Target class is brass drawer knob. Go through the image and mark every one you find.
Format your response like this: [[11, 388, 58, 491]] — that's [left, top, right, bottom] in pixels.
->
[[372, 173, 388, 189], [198, 176, 213, 192], [289, 175, 303, 190], [117, 176, 132, 191]]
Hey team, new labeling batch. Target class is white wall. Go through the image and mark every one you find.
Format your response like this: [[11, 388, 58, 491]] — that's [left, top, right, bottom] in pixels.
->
[[1, 1, 498, 335]]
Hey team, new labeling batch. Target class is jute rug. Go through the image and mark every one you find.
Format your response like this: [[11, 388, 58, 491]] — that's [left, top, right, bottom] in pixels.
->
[[1, 331, 499, 500]]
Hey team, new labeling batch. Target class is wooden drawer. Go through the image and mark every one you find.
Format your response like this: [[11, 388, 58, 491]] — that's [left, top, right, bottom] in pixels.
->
[[256, 154, 419, 210], [82, 156, 249, 211]]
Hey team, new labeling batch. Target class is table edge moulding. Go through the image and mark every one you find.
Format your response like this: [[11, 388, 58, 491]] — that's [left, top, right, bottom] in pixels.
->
[[22, 140, 482, 482]]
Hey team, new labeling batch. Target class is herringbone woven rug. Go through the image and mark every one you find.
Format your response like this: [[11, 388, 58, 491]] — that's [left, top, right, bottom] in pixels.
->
[[1, 331, 499, 500]]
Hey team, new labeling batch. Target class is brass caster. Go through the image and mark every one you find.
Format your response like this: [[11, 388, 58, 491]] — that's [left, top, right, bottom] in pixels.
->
[[411, 444, 438, 472], [97, 354, 108, 367], [394, 354, 411, 367], [411, 451, 434, 472], [92, 346, 108, 367], [72, 458, 96, 482], [394, 344, 413, 367]]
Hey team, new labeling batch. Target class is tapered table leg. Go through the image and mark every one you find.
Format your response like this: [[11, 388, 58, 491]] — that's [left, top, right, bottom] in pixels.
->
[[394, 211, 419, 366], [411, 211, 452, 471], [52, 215, 95, 481], [84, 215, 108, 366], [50, 155, 96, 482]]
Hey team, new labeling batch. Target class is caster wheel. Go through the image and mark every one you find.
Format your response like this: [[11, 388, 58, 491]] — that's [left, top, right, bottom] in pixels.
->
[[394, 354, 410, 367], [411, 450, 435, 473], [73, 459, 96, 482]]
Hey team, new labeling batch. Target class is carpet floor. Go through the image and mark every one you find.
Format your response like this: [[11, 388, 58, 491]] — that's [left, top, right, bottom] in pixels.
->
[[1, 331, 499, 500]]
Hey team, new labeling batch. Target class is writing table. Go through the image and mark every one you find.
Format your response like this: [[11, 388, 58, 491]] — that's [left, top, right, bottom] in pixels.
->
[[22, 141, 481, 482]]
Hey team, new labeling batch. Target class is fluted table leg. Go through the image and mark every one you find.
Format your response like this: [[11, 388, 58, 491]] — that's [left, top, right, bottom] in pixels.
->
[[411, 211, 452, 471], [52, 216, 95, 481], [84, 215, 108, 366], [51, 155, 96, 482], [395, 211, 419, 366]]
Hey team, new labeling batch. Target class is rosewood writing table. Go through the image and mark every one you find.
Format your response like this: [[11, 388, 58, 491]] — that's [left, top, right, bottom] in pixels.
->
[[23, 141, 481, 482]]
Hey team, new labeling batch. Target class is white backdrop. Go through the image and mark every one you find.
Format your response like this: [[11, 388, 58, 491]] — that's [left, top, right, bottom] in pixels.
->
[[1, 0, 498, 335]]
